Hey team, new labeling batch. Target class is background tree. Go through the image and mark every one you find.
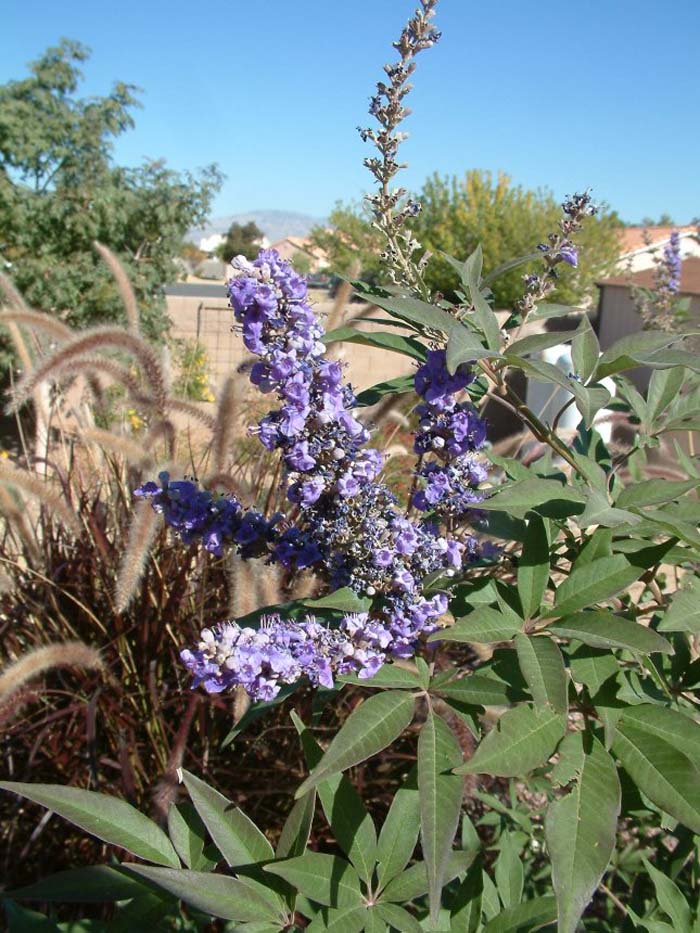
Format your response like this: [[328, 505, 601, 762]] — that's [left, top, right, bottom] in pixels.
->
[[312, 170, 622, 308], [311, 201, 384, 285], [640, 213, 676, 226], [215, 221, 264, 264], [0, 39, 222, 362]]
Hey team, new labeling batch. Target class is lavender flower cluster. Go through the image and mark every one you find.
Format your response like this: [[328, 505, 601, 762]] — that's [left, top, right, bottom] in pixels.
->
[[516, 191, 598, 318], [138, 248, 490, 698], [412, 349, 488, 518], [227, 249, 381, 512], [656, 229, 682, 299], [180, 605, 447, 702]]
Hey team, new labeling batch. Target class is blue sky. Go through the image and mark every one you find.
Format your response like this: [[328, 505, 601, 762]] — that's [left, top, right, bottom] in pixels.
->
[[3, 0, 699, 224]]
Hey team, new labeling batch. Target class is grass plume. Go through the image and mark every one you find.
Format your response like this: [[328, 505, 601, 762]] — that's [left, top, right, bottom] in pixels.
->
[[0, 641, 104, 705], [211, 374, 240, 474], [0, 309, 73, 345], [8, 327, 168, 415], [0, 460, 82, 535], [114, 498, 160, 613], [93, 241, 140, 335]]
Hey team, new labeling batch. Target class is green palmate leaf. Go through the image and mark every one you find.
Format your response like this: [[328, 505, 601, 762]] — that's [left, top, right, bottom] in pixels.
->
[[647, 367, 688, 426], [3, 902, 61, 932], [514, 634, 568, 713], [435, 674, 512, 707], [573, 489, 638, 529], [517, 515, 550, 620], [7, 866, 150, 903], [450, 859, 483, 932], [430, 606, 522, 645], [575, 527, 613, 567], [572, 318, 600, 383], [470, 288, 502, 351], [506, 355, 573, 394], [322, 326, 427, 361], [463, 243, 484, 289], [378, 851, 474, 903], [167, 802, 216, 872], [612, 718, 700, 833], [124, 866, 284, 923], [551, 555, 643, 617], [481, 872, 501, 921], [618, 705, 700, 760], [338, 665, 422, 690], [658, 576, 700, 633], [642, 509, 700, 550], [417, 709, 464, 923], [545, 733, 621, 933], [181, 770, 274, 868], [276, 790, 316, 861], [306, 905, 369, 933], [357, 290, 460, 336], [355, 374, 416, 407], [0, 782, 180, 868], [445, 322, 497, 374], [455, 705, 566, 777], [363, 906, 388, 933], [303, 588, 373, 613], [376, 903, 423, 933], [494, 833, 523, 908], [293, 711, 377, 886], [481, 896, 558, 933], [478, 478, 585, 519], [642, 858, 693, 931], [548, 610, 673, 654], [574, 488, 641, 529], [573, 383, 613, 428], [616, 478, 700, 510], [568, 647, 618, 694], [296, 691, 415, 797], [376, 767, 420, 891], [507, 331, 575, 358], [594, 332, 691, 380], [265, 853, 363, 908], [108, 890, 173, 933]]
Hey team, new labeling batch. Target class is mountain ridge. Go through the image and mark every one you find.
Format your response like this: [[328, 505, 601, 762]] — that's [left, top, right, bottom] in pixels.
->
[[188, 209, 326, 244]]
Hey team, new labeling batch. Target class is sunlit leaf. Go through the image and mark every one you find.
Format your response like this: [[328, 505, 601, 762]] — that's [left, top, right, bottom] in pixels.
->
[[515, 634, 568, 713], [296, 692, 415, 797], [612, 718, 700, 833], [0, 782, 180, 869], [417, 709, 463, 922], [548, 610, 673, 655], [181, 770, 274, 868], [455, 705, 565, 777], [265, 853, 362, 908], [376, 768, 420, 892], [546, 733, 620, 933], [124, 865, 284, 923]]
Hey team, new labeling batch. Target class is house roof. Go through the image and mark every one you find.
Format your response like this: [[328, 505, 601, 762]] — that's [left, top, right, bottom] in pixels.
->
[[599, 256, 700, 295], [271, 235, 325, 258], [617, 225, 697, 256]]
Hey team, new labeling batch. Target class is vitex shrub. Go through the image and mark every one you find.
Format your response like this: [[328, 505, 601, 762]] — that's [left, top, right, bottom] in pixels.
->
[[4, 2, 700, 931]]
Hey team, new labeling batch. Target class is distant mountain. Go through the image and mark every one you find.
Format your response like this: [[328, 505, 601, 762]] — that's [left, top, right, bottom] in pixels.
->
[[188, 210, 325, 245]]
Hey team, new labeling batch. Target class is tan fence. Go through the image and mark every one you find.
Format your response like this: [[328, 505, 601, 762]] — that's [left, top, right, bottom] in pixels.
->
[[166, 291, 413, 396]]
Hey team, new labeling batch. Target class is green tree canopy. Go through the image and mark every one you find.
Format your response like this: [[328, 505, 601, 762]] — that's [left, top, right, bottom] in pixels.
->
[[312, 170, 622, 308], [0, 39, 222, 356], [216, 221, 264, 264]]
